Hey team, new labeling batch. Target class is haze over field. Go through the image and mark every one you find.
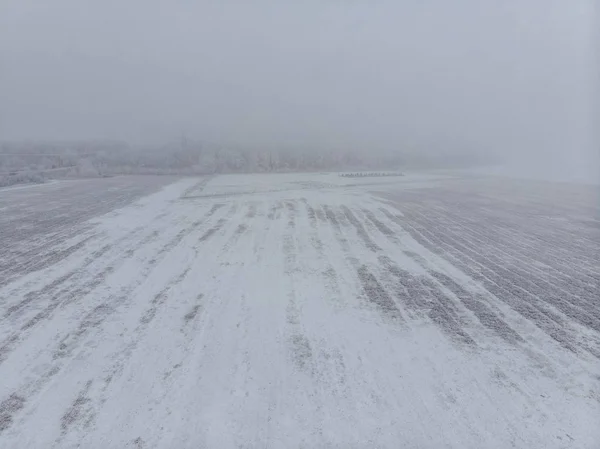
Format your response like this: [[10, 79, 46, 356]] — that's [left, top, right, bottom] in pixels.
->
[[1, 0, 597, 179], [1, 3, 600, 448]]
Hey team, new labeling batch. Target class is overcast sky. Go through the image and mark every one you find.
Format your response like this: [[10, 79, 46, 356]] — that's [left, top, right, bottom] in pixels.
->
[[0, 0, 596, 169]]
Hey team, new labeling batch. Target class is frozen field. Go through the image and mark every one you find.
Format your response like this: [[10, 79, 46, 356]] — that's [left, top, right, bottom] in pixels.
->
[[0, 176, 177, 286], [0, 173, 599, 448]]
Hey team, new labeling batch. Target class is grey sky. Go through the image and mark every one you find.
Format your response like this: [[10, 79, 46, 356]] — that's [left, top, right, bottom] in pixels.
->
[[0, 0, 596, 168]]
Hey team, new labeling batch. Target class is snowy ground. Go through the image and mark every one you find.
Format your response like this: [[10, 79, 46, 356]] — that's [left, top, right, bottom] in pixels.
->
[[0, 172, 598, 448]]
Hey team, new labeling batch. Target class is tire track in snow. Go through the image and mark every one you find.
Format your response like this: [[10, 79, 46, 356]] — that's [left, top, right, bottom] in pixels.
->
[[303, 199, 317, 225], [379, 186, 599, 351], [282, 200, 317, 375], [0, 177, 177, 285], [362, 208, 400, 243], [42, 214, 202, 363], [181, 177, 210, 198], [331, 204, 477, 344], [222, 203, 256, 252], [279, 200, 352, 429], [301, 200, 325, 255], [139, 268, 192, 325], [76, 203, 253, 445], [322, 205, 341, 231], [0, 262, 116, 365], [267, 201, 283, 220], [402, 212, 578, 328], [53, 279, 197, 437], [416, 277, 476, 346], [3, 211, 167, 314], [300, 201, 344, 314], [0, 233, 98, 288], [195, 203, 237, 247], [376, 255, 432, 315], [60, 380, 94, 436], [438, 207, 599, 304], [61, 206, 225, 350], [322, 205, 406, 324], [365, 208, 524, 345], [314, 205, 327, 223], [65, 205, 241, 433], [0, 210, 201, 366], [356, 266, 405, 323], [428, 271, 524, 344], [340, 206, 381, 252], [298, 202, 485, 443], [2, 227, 144, 319], [385, 209, 581, 354], [181, 294, 205, 330], [245, 203, 257, 218], [0, 394, 25, 433], [407, 207, 600, 333], [0, 224, 93, 285], [0, 203, 231, 435]]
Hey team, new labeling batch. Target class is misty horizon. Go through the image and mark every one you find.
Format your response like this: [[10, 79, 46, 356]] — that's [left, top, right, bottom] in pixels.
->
[[1, 0, 597, 175], [1, 3, 600, 446]]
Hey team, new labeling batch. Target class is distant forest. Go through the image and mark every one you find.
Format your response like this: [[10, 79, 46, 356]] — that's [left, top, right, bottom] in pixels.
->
[[0, 140, 492, 187]]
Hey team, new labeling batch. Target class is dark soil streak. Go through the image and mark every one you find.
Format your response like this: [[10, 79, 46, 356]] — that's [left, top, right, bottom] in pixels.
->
[[323, 205, 340, 230], [341, 206, 381, 252], [376, 255, 476, 345], [304, 203, 317, 227], [357, 265, 404, 322], [267, 202, 283, 220], [5, 269, 116, 360], [414, 209, 600, 333], [427, 305, 477, 346], [314, 206, 327, 223], [53, 304, 115, 360], [377, 255, 430, 313], [139, 267, 191, 325], [19, 266, 115, 332], [181, 178, 210, 198], [2, 224, 149, 318], [397, 211, 579, 353], [0, 394, 25, 433], [301, 203, 325, 254], [429, 271, 524, 344], [198, 218, 227, 243], [13, 213, 212, 372], [184, 305, 201, 324], [246, 204, 257, 218], [363, 209, 398, 242], [207, 203, 225, 217], [131, 437, 146, 448], [285, 200, 297, 228], [61, 380, 93, 434], [5, 270, 78, 318], [157, 205, 223, 257], [290, 334, 313, 371], [381, 182, 600, 354], [183, 294, 204, 325], [0, 234, 97, 288], [0, 335, 19, 365]]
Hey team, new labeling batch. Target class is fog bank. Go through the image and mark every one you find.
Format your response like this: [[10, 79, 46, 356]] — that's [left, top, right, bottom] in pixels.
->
[[1, 0, 596, 175]]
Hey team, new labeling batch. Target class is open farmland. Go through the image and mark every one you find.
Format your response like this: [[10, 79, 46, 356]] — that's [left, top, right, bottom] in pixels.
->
[[0, 173, 598, 448], [0, 176, 178, 287]]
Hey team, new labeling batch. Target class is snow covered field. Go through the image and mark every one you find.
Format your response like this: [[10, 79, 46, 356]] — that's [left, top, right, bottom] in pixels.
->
[[0, 172, 598, 448]]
